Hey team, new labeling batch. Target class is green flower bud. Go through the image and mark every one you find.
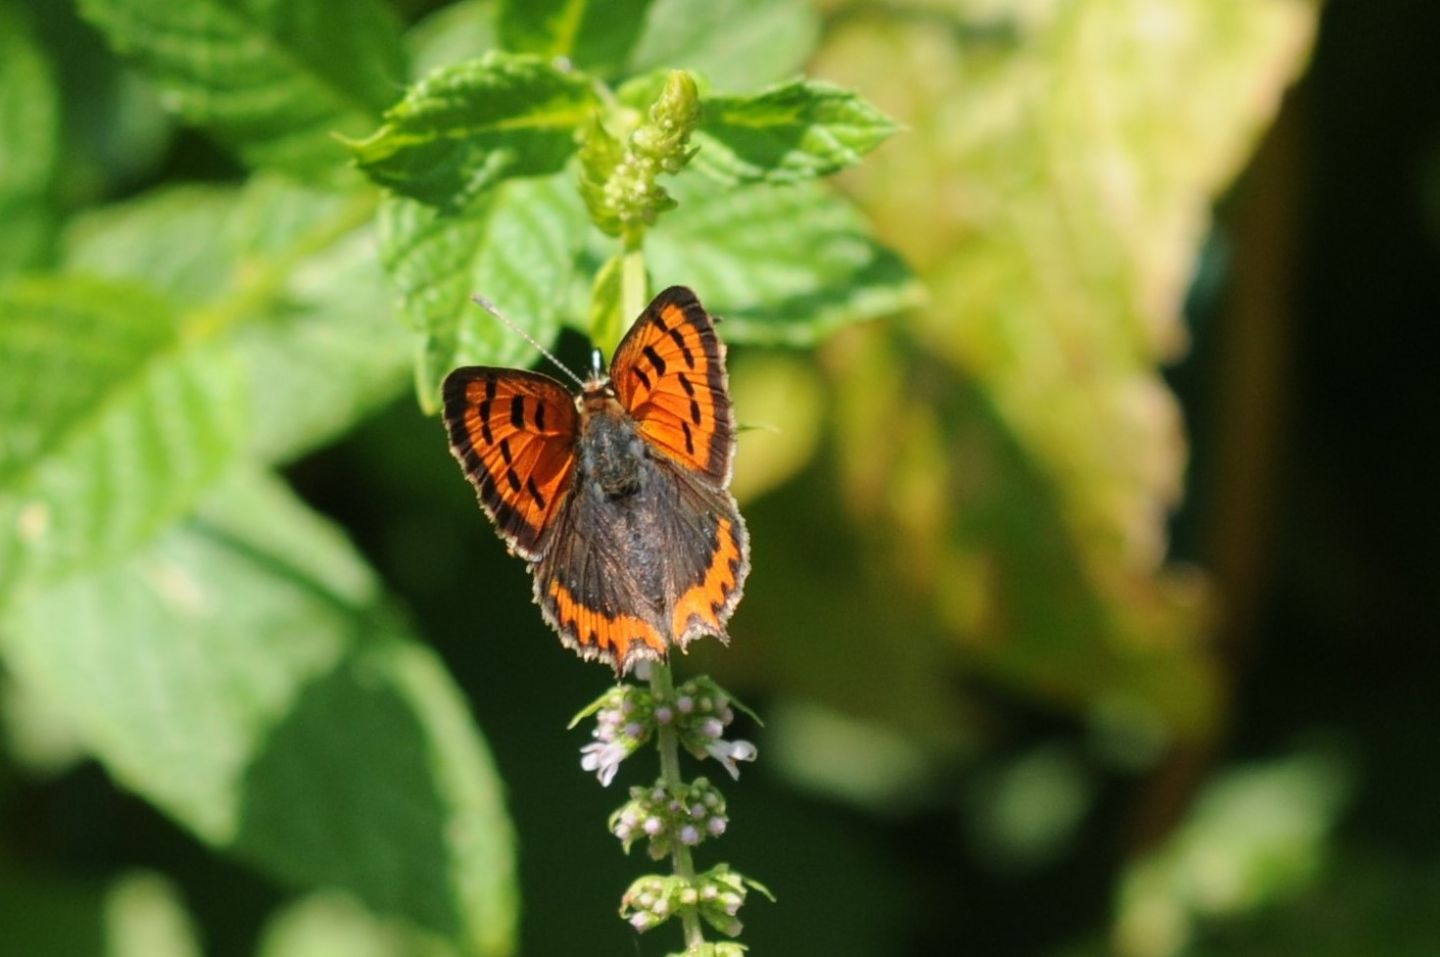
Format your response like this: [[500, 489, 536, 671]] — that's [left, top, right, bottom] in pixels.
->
[[577, 70, 701, 239]]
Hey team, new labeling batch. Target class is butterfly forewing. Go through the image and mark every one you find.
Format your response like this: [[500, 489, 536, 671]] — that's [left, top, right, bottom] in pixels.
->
[[442, 368, 578, 560], [611, 286, 734, 486]]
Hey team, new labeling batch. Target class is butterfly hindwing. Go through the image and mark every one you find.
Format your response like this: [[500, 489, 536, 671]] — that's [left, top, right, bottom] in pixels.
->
[[534, 493, 669, 668], [657, 460, 750, 648], [610, 286, 734, 486], [533, 449, 749, 670], [442, 367, 578, 561]]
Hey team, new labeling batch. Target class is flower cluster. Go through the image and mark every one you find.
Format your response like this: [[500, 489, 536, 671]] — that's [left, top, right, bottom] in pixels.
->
[[620, 864, 771, 940], [670, 677, 758, 780], [574, 677, 757, 786], [576, 684, 655, 787], [574, 670, 765, 954], [611, 776, 728, 858]]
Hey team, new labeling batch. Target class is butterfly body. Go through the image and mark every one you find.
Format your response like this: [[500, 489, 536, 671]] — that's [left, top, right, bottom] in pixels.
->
[[443, 287, 749, 674], [576, 388, 648, 500]]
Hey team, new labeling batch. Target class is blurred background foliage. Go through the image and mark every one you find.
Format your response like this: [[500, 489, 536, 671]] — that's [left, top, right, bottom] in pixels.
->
[[2, 0, 1439, 955]]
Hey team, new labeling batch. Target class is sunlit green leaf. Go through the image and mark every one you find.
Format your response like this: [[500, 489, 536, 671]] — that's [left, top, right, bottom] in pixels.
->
[[0, 472, 517, 955], [0, 278, 246, 593], [693, 80, 899, 186], [1115, 750, 1352, 957], [646, 173, 924, 344], [498, 0, 652, 77], [62, 178, 411, 464], [798, 0, 1318, 733], [258, 891, 459, 957], [105, 873, 203, 957], [78, 0, 407, 175], [627, 0, 819, 91], [586, 253, 625, 357], [378, 172, 588, 411], [347, 53, 597, 208], [63, 185, 237, 302], [407, 0, 499, 79]]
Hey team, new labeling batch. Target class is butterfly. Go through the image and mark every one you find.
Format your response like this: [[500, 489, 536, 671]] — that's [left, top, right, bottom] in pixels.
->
[[441, 286, 750, 674]]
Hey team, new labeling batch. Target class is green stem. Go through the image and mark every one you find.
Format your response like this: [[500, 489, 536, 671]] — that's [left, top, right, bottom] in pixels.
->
[[650, 661, 706, 952], [620, 232, 647, 327]]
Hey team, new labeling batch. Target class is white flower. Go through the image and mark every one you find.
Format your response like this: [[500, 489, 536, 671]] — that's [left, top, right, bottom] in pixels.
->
[[705, 737, 758, 780], [580, 740, 630, 786]]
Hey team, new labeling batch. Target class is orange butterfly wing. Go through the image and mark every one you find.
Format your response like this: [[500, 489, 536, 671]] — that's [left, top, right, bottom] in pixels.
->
[[610, 286, 734, 486], [442, 368, 578, 561], [609, 286, 748, 657]]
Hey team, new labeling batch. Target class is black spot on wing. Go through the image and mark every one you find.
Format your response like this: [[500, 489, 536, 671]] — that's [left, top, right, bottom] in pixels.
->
[[642, 345, 667, 377], [510, 395, 525, 429], [668, 327, 696, 369]]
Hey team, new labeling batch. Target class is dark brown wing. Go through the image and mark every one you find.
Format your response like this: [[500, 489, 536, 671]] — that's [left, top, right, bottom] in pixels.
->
[[657, 460, 749, 649], [442, 367, 578, 561], [534, 453, 749, 674], [533, 492, 669, 673]]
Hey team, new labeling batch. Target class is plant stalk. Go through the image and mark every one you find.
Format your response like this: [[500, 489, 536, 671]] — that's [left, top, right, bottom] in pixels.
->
[[620, 234, 647, 328], [649, 661, 706, 952]]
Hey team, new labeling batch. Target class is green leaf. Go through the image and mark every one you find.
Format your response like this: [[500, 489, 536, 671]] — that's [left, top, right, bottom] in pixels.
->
[[378, 172, 588, 411], [77, 0, 407, 176], [258, 891, 458, 957], [645, 174, 924, 344], [62, 178, 411, 464], [0, 2, 59, 203], [1117, 750, 1351, 951], [627, 0, 819, 91], [34, 0, 176, 202], [105, 873, 204, 957], [0, 201, 56, 280], [348, 53, 598, 208], [0, 278, 246, 594], [693, 79, 899, 186], [408, 0, 499, 80], [586, 253, 624, 355], [0, 472, 517, 955], [498, 0, 653, 78], [63, 185, 238, 303], [791, 0, 1318, 734], [0, 1, 61, 276]]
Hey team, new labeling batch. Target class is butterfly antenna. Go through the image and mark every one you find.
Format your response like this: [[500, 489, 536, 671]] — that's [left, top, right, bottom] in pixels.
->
[[470, 294, 586, 389]]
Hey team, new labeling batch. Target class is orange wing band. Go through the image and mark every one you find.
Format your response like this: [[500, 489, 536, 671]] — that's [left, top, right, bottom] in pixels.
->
[[547, 580, 667, 665], [670, 517, 745, 644]]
